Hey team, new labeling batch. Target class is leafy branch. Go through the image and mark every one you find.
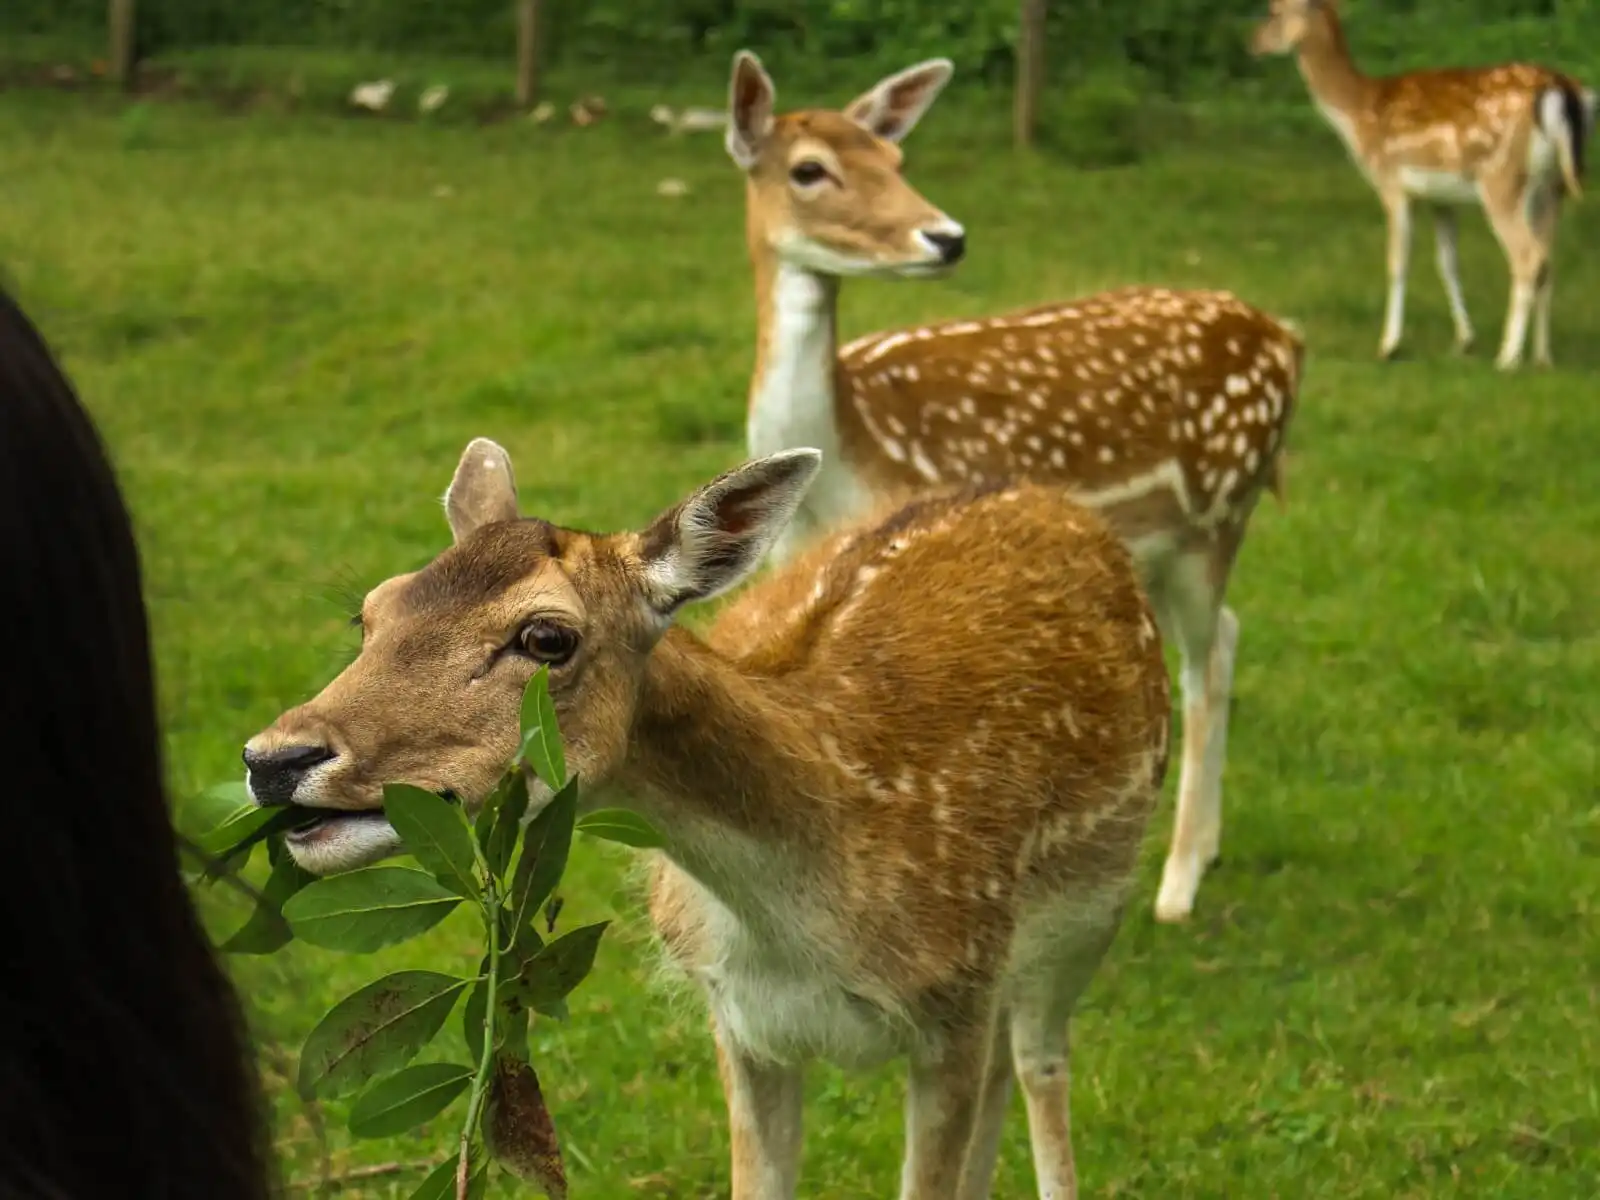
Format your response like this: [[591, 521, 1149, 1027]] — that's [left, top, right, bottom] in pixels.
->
[[193, 668, 662, 1198]]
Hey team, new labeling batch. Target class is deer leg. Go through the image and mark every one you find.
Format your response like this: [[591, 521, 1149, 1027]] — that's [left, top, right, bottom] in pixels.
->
[[955, 1013, 1015, 1200], [1530, 190, 1562, 367], [1379, 191, 1412, 360], [715, 1024, 804, 1200], [1196, 602, 1239, 866], [1432, 205, 1475, 352], [1010, 919, 1119, 1200], [766, 504, 818, 568], [900, 1021, 992, 1200], [1153, 550, 1228, 923], [1481, 186, 1547, 371]]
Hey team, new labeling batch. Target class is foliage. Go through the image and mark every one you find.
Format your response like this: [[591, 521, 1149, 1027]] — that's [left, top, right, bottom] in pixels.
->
[[193, 669, 662, 1198], [7, 1, 1600, 99]]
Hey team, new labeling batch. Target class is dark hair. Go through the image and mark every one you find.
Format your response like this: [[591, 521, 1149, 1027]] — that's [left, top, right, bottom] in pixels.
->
[[0, 286, 275, 1199]]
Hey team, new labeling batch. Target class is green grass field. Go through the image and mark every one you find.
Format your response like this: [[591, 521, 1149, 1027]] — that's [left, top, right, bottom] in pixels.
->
[[2, 73, 1597, 1199]]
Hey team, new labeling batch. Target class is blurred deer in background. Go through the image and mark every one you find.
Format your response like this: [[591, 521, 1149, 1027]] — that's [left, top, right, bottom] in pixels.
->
[[1252, 0, 1596, 368], [724, 49, 1303, 922]]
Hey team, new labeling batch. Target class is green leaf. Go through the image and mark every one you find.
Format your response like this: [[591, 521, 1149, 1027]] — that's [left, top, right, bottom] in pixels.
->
[[185, 780, 252, 832], [485, 772, 531, 879], [406, 1152, 488, 1200], [297, 971, 469, 1097], [576, 807, 665, 849], [518, 667, 566, 789], [220, 855, 314, 954], [383, 783, 480, 899], [499, 1001, 531, 1060], [462, 975, 488, 1066], [194, 804, 311, 879], [507, 779, 578, 948], [473, 773, 510, 858], [283, 867, 461, 952], [508, 921, 610, 1012], [348, 1062, 473, 1138]]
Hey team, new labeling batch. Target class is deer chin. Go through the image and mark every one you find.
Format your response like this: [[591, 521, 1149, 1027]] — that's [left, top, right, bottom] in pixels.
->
[[283, 810, 403, 875], [887, 259, 955, 281]]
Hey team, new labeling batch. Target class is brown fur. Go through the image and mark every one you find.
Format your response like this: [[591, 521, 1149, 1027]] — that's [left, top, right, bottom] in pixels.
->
[[245, 442, 1168, 1199]]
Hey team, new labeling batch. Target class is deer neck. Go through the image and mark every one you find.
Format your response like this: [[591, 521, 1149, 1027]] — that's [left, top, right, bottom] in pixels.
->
[[746, 226, 845, 477], [617, 628, 835, 932], [1295, 10, 1377, 147]]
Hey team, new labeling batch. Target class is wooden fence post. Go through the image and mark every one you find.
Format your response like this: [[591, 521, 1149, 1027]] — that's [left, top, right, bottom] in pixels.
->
[[108, 0, 136, 89], [1014, 0, 1046, 148], [515, 0, 543, 109]]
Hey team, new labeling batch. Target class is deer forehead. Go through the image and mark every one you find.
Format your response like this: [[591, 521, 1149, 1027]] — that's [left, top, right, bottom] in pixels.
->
[[773, 112, 903, 171], [368, 521, 603, 635]]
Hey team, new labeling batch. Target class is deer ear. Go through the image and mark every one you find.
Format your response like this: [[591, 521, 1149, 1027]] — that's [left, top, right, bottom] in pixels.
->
[[636, 449, 822, 617], [443, 437, 519, 544], [843, 58, 953, 143], [726, 49, 776, 169]]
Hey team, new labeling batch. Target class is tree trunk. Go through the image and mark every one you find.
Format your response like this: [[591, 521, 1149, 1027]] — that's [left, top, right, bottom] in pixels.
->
[[108, 0, 136, 90], [515, 0, 543, 110], [1014, 0, 1047, 148]]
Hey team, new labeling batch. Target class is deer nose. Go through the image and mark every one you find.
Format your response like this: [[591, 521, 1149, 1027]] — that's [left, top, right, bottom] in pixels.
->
[[922, 230, 966, 264], [243, 743, 336, 806]]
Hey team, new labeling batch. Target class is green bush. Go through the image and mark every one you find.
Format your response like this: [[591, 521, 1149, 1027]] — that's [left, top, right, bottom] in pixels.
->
[[6, 0, 1599, 98]]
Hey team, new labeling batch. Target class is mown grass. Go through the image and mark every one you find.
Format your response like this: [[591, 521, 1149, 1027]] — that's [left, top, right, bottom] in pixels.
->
[[1, 64, 1597, 1199]]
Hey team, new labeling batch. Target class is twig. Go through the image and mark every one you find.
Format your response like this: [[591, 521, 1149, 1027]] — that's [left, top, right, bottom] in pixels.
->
[[457, 846, 502, 1198]]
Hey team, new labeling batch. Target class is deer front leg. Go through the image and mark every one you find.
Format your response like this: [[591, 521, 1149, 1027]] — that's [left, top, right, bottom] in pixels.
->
[[1379, 190, 1412, 360], [900, 1021, 993, 1200], [1432, 205, 1475, 352], [715, 1022, 804, 1200]]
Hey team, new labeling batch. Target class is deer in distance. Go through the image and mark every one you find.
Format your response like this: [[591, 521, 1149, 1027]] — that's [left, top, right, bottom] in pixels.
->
[[243, 437, 1171, 1199], [725, 49, 1303, 922], [1252, 0, 1597, 368]]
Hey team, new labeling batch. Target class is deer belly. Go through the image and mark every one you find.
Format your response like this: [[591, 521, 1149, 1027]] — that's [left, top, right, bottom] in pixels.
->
[[1398, 167, 1479, 204], [703, 965, 909, 1070]]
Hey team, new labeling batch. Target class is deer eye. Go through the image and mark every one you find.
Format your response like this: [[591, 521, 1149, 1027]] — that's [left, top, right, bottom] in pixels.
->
[[789, 160, 829, 186], [518, 620, 579, 667]]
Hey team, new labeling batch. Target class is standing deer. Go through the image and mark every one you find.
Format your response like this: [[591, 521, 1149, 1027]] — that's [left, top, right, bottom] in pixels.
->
[[725, 50, 1302, 922], [1251, 0, 1597, 368], [244, 437, 1170, 1200]]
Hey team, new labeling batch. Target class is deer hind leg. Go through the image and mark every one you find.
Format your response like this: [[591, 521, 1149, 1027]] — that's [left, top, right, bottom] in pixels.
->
[[1009, 916, 1122, 1200], [715, 1022, 804, 1200], [1482, 182, 1553, 371], [766, 503, 820, 568], [1530, 190, 1562, 367], [1432, 205, 1475, 352], [955, 1013, 1016, 1200], [900, 1017, 996, 1200], [1153, 545, 1235, 923], [1379, 190, 1413, 360]]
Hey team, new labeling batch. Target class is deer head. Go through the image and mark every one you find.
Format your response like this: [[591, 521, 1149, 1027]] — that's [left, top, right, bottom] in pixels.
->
[[726, 50, 966, 278], [1250, 0, 1332, 56], [242, 438, 822, 875]]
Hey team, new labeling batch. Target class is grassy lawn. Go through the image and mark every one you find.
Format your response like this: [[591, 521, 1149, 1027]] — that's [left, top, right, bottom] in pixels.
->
[[1, 73, 1597, 1199]]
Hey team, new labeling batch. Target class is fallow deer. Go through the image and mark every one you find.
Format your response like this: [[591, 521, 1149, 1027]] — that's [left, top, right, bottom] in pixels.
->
[[244, 437, 1170, 1199], [726, 50, 1302, 922], [1251, 0, 1597, 368]]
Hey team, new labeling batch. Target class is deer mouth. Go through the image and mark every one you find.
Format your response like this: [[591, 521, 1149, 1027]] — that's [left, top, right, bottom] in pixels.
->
[[282, 787, 460, 846], [284, 809, 390, 846]]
